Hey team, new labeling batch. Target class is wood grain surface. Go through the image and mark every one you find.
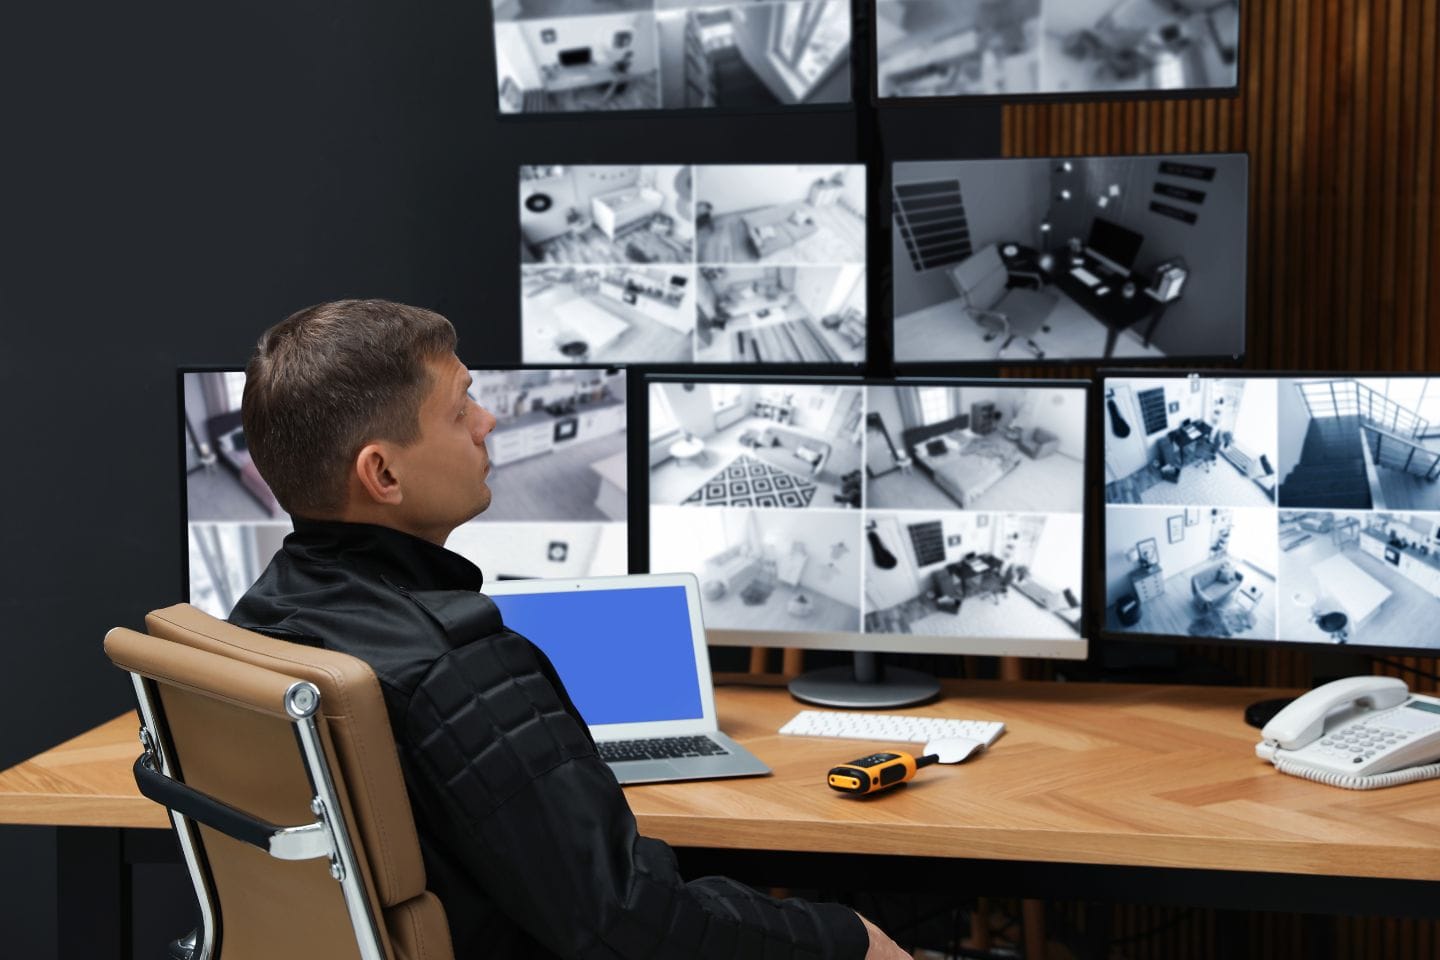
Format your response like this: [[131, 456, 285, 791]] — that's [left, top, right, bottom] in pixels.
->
[[11, 682, 1440, 882]]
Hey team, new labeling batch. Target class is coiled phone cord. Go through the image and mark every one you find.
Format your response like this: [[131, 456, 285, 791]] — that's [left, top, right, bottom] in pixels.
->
[[1270, 756, 1440, 790]]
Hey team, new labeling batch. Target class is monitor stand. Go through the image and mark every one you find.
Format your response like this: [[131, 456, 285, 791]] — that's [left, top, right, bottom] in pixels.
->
[[1244, 697, 1294, 729], [787, 652, 940, 709]]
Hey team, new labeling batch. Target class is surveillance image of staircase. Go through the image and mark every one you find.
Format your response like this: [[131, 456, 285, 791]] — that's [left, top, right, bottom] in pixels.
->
[[1278, 378, 1440, 512], [655, 1, 852, 110]]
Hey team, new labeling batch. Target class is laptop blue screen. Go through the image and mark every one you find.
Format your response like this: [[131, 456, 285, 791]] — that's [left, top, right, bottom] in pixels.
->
[[490, 585, 705, 726]]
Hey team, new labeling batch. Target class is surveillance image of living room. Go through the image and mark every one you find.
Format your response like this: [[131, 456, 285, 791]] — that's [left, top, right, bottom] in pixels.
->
[[520, 165, 696, 364], [648, 381, 864, 510], [864, 511, 1084, 641], [696, 164, 866, 265], [874, 0, 1240, 100], [1276, 510, 1440, 650], [865, 383, 1086, 514], [1104, 376, 1278, 508], [694, 264, 866, 364], [655, 1, 852, 111], [1106, 505, 1277, 640], [891, 153, 1247, 363], [1276, 377, 1440, 513], [651, 505, 863, 633]]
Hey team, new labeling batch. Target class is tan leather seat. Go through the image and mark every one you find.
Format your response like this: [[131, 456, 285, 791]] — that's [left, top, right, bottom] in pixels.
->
[[104, 603, 454, 960]]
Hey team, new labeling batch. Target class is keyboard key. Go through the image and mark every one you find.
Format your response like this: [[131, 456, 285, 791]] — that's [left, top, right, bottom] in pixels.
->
[[597, 735, 729, 763]]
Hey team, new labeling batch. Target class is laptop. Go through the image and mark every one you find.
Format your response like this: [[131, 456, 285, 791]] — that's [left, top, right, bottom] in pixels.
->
[[485, 573, 771, 785]]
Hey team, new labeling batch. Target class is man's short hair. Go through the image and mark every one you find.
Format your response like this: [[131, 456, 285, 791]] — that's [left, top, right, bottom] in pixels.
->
[[242, 299, 457, 517]]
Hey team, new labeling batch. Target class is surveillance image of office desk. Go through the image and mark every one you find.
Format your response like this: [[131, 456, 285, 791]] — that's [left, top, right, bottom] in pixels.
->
[[1042, 251, 1163, 359], [7, 680, 1440, 959]]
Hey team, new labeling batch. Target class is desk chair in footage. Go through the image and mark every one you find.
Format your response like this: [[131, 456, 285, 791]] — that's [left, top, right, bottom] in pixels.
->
[[949, 244, 1056, 359], [104, 604, 453, 960]]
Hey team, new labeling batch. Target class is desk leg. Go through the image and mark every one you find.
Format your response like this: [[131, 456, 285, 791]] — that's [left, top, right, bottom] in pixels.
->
[[57, 827, 128, 960], [1104, 326, 1120, 358], [1142, 303, 1170, 349], [1022, 900, 1045, 960]]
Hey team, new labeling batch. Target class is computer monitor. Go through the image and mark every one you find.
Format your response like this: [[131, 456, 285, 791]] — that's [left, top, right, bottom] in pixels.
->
[[1102, 372, 1440, 656], [520, 164, 868, 367], [874, 0, 1242, 101], [643, 374, 1090, 707], [891, 152, 1248, 366], [1087, 216, 1144, 274], [493, 1, 854, 116], [181, 366, 631, 619]]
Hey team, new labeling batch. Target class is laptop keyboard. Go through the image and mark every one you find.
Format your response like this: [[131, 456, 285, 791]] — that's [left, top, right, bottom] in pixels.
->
[[597, 735, 729, 763]]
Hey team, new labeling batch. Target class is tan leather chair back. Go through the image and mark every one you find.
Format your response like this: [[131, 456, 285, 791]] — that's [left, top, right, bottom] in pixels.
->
[[105, 603, 453, 960]]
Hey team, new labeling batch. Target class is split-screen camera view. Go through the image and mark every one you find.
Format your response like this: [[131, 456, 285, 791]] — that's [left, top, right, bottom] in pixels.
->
[[876, 0, 1241, 100], [494, 0, 852, 115], [648, 380, 1087, 646], [1105, 376, 1440, 650], [521, 164, 867, 365], [183, 369, 630, 618], [892, 153, 1247, 365]]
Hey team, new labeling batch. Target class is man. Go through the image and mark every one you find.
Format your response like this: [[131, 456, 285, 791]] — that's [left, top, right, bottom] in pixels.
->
[[229, 300, 908, 959]]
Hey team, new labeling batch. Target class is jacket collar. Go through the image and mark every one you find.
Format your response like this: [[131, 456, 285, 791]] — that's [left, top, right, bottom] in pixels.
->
[[285, 518, 484, 594]]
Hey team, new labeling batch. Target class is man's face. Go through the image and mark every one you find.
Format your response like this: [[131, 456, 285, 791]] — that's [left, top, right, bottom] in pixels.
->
[[391, 354, 497, 540]]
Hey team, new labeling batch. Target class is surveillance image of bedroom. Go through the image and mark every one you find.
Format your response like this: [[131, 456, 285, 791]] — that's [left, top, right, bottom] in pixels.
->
[[693, 264, 866, 364], [862, 511, 1084, 640], [892, 153, 1247, 364], [696, 164, 866, 265], [520, 165, 695, 266], [648, 381, 865, 511], [654, 1, 852, 110], [1104, 377, 1278, 508], [865, 383, 1086, 514]]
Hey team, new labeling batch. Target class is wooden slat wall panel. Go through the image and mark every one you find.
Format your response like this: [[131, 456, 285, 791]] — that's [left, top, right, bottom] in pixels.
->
[[997, 4, 1440, 956]]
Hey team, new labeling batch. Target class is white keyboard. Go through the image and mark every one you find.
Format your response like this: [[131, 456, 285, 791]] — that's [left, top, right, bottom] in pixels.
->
[[1070, 266, 1102, 287], [779, 710, 1005, 747]]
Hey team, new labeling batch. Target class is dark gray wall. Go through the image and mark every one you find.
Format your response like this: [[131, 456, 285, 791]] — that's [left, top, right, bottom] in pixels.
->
[[0, 2, 999, 955]]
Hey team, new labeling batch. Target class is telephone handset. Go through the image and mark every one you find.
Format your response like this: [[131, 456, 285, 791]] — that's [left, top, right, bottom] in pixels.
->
[[1256, 676, 1440, 789]]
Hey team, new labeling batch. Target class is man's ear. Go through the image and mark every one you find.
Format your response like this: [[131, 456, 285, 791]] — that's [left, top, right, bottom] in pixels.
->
[[353, 442, 404, 506]]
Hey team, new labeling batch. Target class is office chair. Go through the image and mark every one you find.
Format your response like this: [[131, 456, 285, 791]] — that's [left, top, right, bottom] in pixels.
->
[[948, 244, 1056, 359], [104, 604, 453, 960]]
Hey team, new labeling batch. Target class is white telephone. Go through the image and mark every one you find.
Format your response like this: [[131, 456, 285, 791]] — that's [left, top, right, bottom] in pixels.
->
[[1256, 676, 1440, 789]]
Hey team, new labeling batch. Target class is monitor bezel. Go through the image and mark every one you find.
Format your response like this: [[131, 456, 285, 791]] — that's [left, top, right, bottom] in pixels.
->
[[1095, 367, 1440, 659], [868, 0, 1245, 107], [887, 149, 1252, 371], [176, 362, 639, 607], [516, 161, 873, 373], [637, 370, 1092, 659]]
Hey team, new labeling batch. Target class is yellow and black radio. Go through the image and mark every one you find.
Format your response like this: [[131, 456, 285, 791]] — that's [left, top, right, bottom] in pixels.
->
[[827, 750, 937, 796]]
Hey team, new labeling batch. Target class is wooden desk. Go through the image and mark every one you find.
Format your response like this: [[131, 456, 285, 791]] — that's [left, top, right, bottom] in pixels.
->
[[8, 681, 1440, 960]]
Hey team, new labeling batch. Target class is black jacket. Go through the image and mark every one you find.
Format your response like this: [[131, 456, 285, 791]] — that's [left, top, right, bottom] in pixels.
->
[[230, 519, 868, 960]]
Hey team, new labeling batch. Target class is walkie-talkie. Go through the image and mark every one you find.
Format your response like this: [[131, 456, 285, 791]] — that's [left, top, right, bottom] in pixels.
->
[[827, 750, 939, 796]]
